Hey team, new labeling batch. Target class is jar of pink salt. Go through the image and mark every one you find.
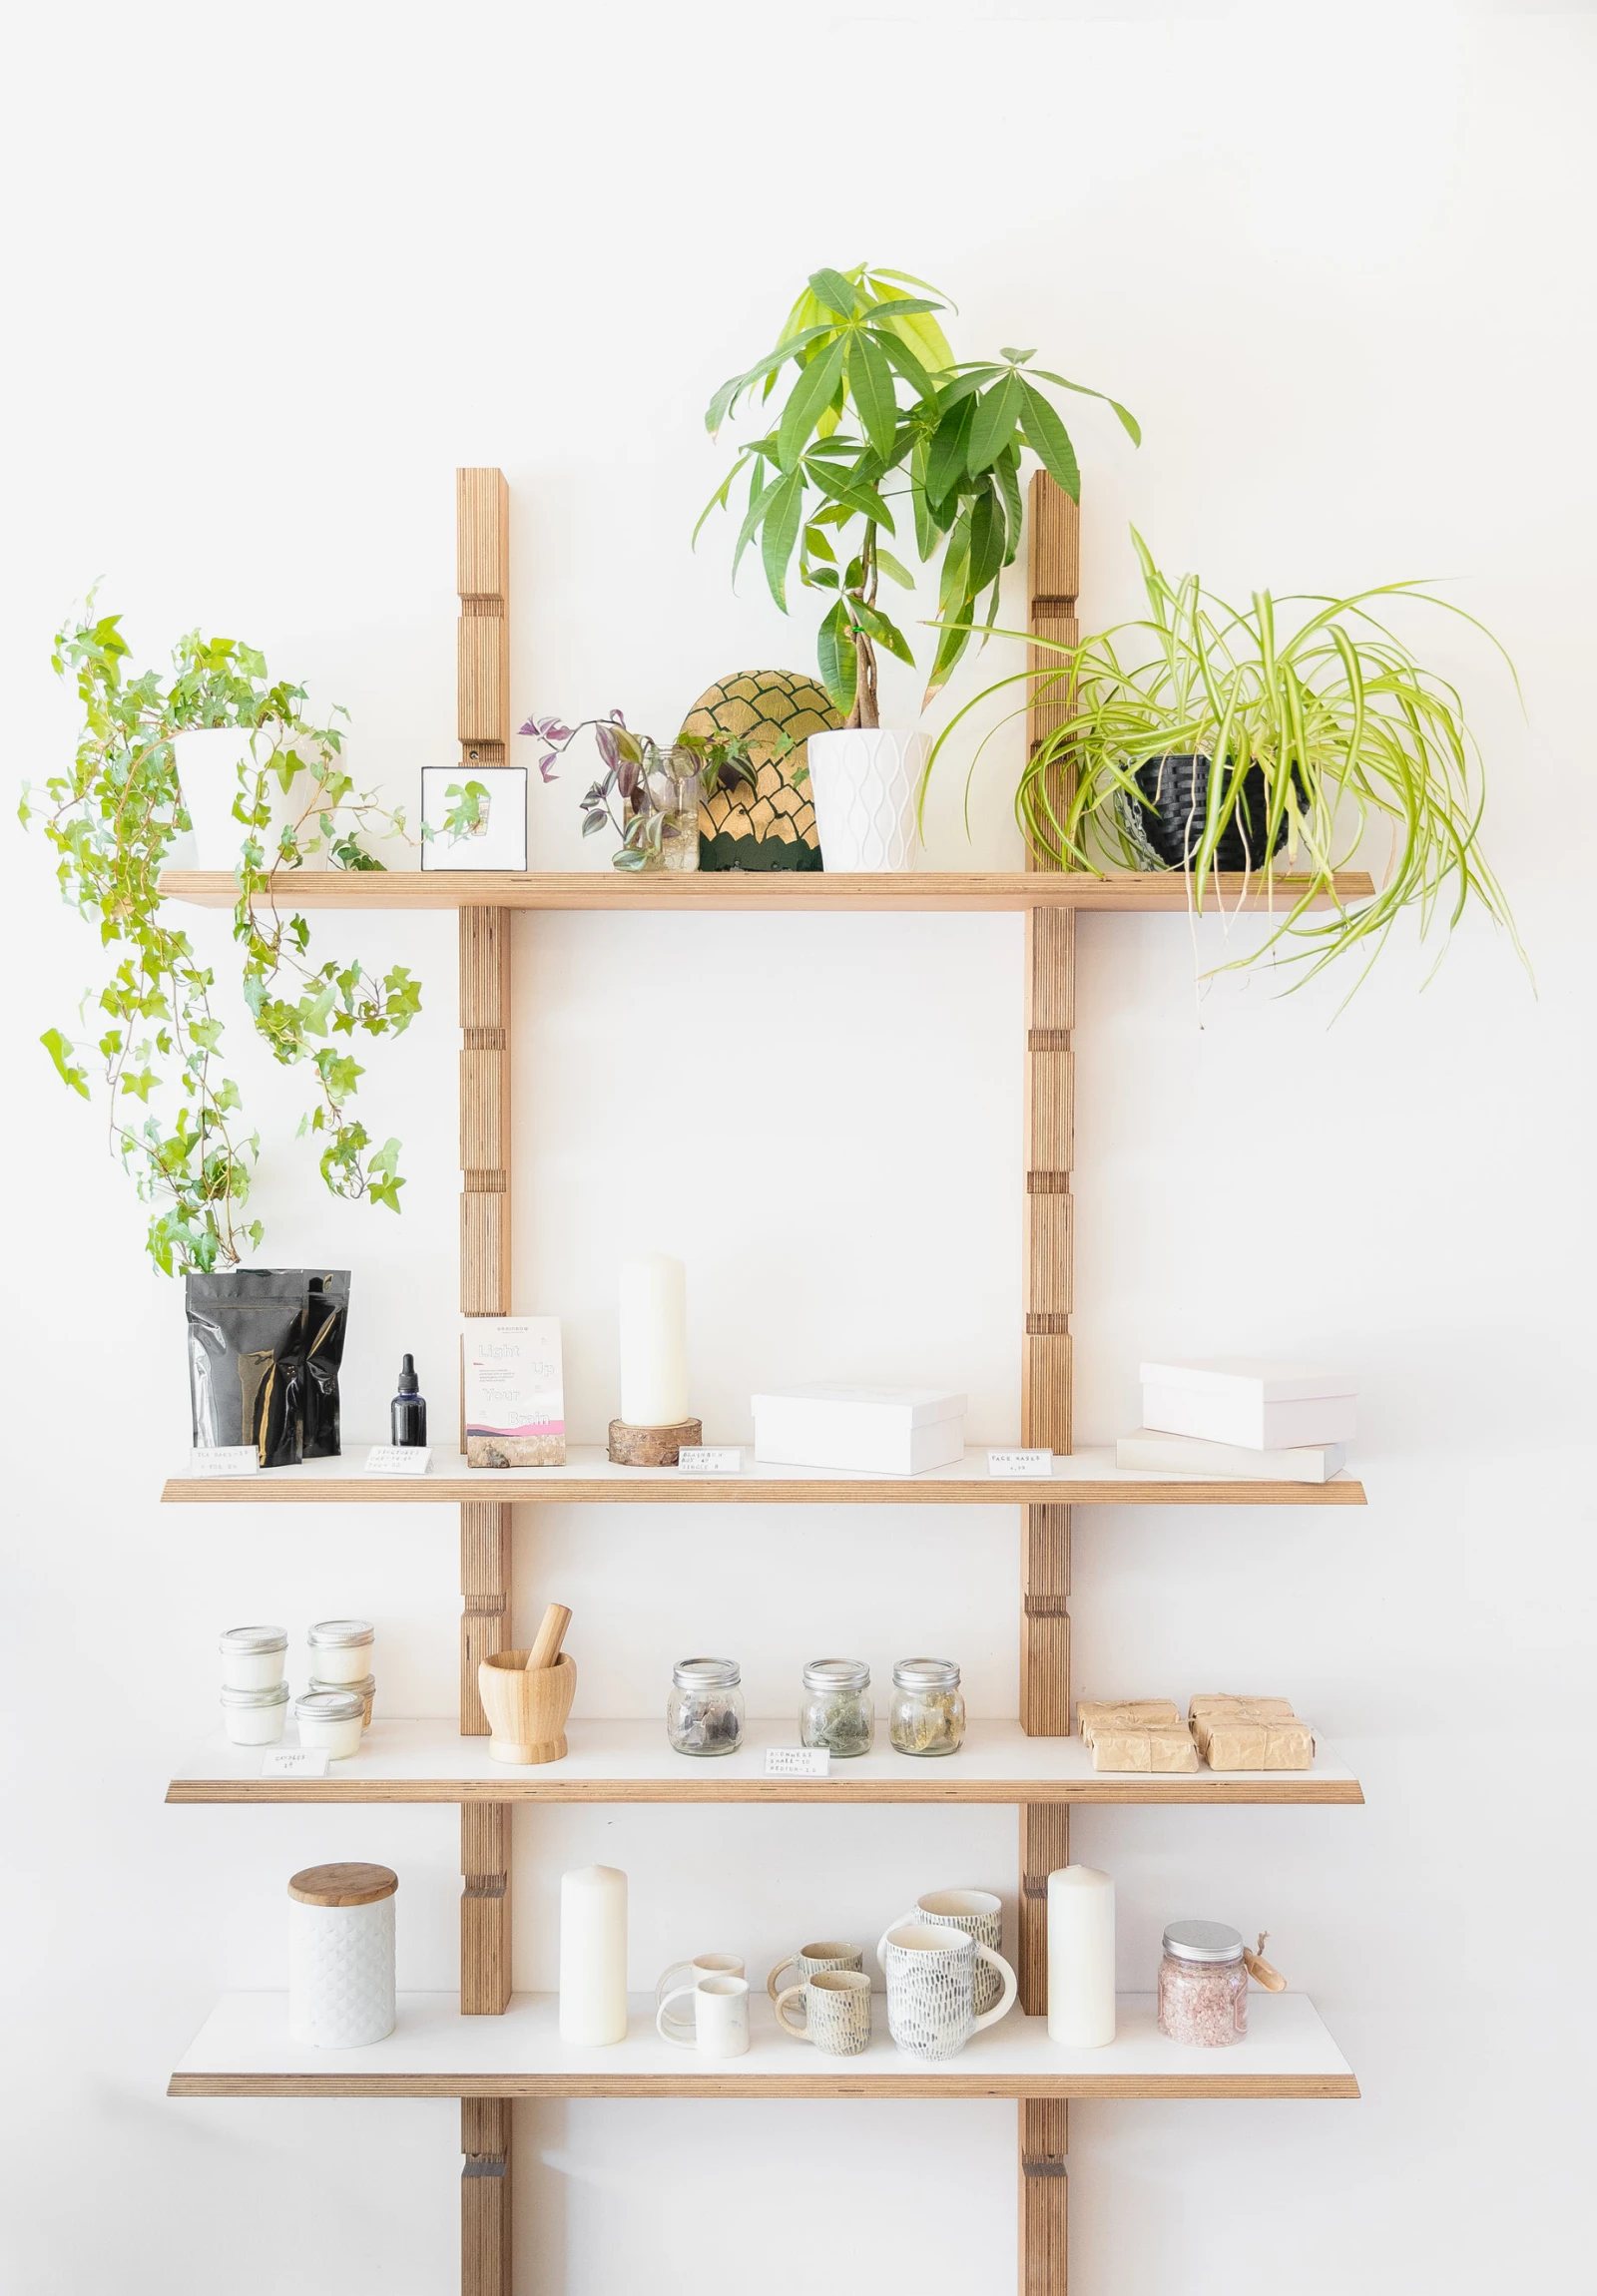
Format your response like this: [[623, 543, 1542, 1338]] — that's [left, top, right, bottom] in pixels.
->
[[1157, 1920, 1249, 2046]]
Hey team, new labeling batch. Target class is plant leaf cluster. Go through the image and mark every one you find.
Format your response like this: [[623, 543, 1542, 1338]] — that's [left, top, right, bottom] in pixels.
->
[[699, 263, 1138, 724], [22, 610, 420, 1272], [522, 707, 781, 871], [925, 531, 1524, 993]]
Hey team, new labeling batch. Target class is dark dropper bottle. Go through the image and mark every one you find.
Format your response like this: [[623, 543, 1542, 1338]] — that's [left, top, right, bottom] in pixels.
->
[[391, 1354, 427, 1447]]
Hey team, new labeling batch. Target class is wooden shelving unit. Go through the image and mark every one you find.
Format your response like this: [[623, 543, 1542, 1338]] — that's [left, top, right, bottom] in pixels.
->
[[166, 1717, 1364, 1806], [162, 470, 1364, 2296], [162, 1442, 1366, 1509]]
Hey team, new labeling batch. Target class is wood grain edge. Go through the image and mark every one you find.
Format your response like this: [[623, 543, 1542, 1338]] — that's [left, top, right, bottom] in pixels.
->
[[163, 1775, 1365, 1806], [168, 2070, 1360, 2100], [161, 1476, 1368, 1507]]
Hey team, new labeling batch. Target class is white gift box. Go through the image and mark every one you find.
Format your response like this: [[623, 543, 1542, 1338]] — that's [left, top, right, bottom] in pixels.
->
[[752, 1385, 967, 1476], [1138, 1359, 1355, 1451], [1115, 1429, 1346, 1483]]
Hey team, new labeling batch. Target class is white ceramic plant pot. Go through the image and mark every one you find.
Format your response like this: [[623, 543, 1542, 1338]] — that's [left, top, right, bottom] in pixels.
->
[[173, 725, 331, 872], [805, 727, 928, 872]]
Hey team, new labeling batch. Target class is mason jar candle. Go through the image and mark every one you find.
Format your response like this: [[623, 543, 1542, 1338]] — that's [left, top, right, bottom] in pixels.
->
[[310, 1673, 375, 1728], [287, 1862, 397, 2048], [667, 1658, 744, 1756], [889, 1657, 965, 1756], [219, 1624, 288, 1690], [294, 1690, 366, 1760], [221, 1680, 289, 1746], [799, 1659, 874, 1757], [306, 1618, 374, 1684], [1157, 1920, 1249, 2047]]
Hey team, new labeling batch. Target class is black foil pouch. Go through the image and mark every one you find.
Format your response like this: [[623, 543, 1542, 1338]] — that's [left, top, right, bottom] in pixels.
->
[[298, 1270, 350, 1459], [186, 1270, 308, 1468]]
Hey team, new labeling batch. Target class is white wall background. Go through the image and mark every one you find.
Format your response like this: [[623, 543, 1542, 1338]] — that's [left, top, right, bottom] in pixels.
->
[[2, 1, 1592, 2289]]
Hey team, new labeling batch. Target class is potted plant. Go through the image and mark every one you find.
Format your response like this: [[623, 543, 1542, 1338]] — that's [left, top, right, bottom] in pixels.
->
[[924, 530, 1524, 988], [698, 263, 1138, 869], [523, 705, 774, 873], [23, 607, 421, 1273]]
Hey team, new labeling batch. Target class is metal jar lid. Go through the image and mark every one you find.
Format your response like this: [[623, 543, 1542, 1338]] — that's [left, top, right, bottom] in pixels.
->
[[220, 1680, 290, 1708], [219, 1624, 288, 1655], [310, 1673, 375, 1698], [294, 1690, 366, 1722], [1162, 1920, 1245, 1964], [892, 1656, 961, 1691], [672, 1656, 741, 1690], [803, 1657, 870, 1692], [307, 1618, 374, 1649]]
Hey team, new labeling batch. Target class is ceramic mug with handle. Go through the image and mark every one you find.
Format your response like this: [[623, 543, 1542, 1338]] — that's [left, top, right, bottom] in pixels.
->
[[774, 1967, 873, 2058], [886, 1890, 1004, 2015], [656, 1953, 745, 2034], [766, 1939, 864, 2026], [876, 1920, 1017, 2062], [655, 1973, 750, 2059]]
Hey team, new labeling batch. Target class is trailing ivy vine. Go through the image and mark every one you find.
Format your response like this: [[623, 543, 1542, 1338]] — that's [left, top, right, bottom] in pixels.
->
[[22, 609, 421, 1274]]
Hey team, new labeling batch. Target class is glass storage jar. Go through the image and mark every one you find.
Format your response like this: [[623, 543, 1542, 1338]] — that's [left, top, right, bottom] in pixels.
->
[[799, 1658, 874, 1757], [219, 1623, 288, 1690], [221, 1680, 289, 1746], [667, 1657, 744, 1756], [888, 1657, 965, 1757], [1157, 1920, 1249, 2046], [643, 744, 701, 873], [307, 1618, 374, 1684], [294, 1690, 367, 1760]]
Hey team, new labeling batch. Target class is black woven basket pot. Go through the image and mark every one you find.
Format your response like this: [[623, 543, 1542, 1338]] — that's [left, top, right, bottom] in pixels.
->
[[1132, 754, 1290, 872]]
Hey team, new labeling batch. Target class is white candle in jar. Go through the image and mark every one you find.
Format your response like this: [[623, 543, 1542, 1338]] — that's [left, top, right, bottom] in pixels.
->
[[1047, 1864, 1116, 2047], [559, 1864, 628, 2045], [618, 1254, 689, 1426]]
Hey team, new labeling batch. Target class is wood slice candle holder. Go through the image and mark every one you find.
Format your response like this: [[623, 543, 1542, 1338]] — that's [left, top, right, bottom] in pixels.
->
[[607, 1417, 702, 1466], [478, 1649, 577, 1764]]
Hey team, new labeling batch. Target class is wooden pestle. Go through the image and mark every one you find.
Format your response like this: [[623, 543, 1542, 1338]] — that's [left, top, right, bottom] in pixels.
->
[[526, 1603, 572, 1671]]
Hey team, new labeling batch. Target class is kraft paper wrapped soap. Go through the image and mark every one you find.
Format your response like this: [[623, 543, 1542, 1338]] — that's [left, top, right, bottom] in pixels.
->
[[1077, 1699, 1196, 1772], [1077, 1698, 1181, 1743], [1188, 1694, 1315, 1771]]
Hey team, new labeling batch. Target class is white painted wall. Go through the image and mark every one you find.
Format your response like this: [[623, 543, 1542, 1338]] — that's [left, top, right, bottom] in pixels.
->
[[2, 3, 1591, 2289]]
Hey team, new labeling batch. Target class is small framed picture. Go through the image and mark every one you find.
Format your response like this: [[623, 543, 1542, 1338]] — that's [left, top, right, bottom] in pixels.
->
[[420, 765, 528, 871]]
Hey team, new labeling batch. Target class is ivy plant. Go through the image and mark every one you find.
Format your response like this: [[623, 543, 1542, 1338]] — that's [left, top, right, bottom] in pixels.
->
[[698, 262, 1139, 725], [22, 609, 421, 1274]]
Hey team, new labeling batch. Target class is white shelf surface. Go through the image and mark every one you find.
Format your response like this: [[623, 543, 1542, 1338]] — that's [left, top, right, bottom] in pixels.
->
[[169, 1988, 1358, 2098], [162, 1442, 1365, 1508], [166, 1717, 1362, 1804]]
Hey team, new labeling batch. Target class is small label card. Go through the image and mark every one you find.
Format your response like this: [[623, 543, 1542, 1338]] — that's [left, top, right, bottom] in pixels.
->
[[765, 1746, 831, 1778], [988, 1448, 1055, 1478], [191, 1446, 259, 1477], [364, 1444, 433, 1476], [261, 1748, 330, 1778], [678, 1446, 744, 1475]]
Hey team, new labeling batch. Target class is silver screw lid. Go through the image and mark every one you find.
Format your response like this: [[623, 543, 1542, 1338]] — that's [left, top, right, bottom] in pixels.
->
[[672, 1656, 741, 1689], [309, 1674, 376, 1698], [293, 1690, 366, 1721], [892, 1656, 961, 1691], [220, 1680, 290, 1707], [1161, 1920, 1245, 1964], [307, 1618, 374, 1649], [803, 1657, 870, 1692], [219, 1624, 288, 1655]]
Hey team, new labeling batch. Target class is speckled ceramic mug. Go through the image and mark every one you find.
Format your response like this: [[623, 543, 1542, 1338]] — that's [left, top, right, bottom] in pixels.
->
[[775, 1967, 873, 2057], [876, 1920, 1017, 2062], [887, 1889, 1005, 2015]]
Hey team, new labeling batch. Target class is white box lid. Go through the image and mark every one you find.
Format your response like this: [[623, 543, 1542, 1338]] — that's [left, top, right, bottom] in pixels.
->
[[1139, 1358, 1355, 1403], [751, 1384, 968, 1429]]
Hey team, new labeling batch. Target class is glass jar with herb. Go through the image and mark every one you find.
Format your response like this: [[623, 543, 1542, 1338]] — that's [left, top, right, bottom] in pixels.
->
[[644, 744, 702, 873], [667, 1657, 744, 1756], [888, 1657, 965, 1757], [799, 1658, 874, 1758]]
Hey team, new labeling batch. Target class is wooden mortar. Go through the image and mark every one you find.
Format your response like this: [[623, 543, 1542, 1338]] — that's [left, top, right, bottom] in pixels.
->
[[478, 1649, 577, 1764], [608, 1417, 703, 1466]]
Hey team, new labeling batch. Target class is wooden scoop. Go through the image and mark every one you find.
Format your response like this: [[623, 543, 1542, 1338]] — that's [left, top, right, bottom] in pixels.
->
[[1243, 1931, 1287, 1991], [527, 1603, 572, 1671]]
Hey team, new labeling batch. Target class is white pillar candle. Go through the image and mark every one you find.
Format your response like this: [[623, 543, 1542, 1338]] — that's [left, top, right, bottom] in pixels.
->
[[618, 1254, 689, 1426], [559, 1864, 628, 2046], [1047, 1864, 1116, 2048]]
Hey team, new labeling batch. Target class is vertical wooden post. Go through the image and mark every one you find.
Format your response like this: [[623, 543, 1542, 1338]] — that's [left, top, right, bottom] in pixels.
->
[[1019, 475, 1081, 2296], [457, 470, 515, 2287]]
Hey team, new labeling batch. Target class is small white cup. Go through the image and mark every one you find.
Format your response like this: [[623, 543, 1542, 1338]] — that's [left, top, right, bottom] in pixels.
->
[[656, 1954, 746, 2033], [656, 1973, 751, 2058]]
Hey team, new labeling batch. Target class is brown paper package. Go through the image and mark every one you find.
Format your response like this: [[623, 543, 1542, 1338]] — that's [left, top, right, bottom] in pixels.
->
[[1077, 1698, 1181, 1744], [1188, 1694, 1314, 1771], [1088, 1721, 1200, 1773]]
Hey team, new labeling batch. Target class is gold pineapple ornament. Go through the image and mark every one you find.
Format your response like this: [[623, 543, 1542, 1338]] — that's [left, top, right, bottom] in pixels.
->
[[681, 670, 839, 871]]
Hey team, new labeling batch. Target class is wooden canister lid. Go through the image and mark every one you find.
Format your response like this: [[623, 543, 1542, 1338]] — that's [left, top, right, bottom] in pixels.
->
[[287, 1861, 398, 1907]]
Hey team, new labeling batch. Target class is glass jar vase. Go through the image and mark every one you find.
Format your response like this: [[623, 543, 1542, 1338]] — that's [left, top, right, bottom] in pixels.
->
[[644, 745, 701, 873], [799, 1658, 874, 1758], [1157, 1921, 1249, 2046], [888, 1657, 965, 1757], [667, 1657, 744, 1756]]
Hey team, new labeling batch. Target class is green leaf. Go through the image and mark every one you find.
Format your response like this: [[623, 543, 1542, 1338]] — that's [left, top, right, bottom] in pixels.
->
[[1018, 380, 1081, 499], [968, 372, 1023, 473], [968, 480, 1007, 598], [41, 1026, 90, 1098], [1028, 369, 1142, 446], [925, 392, 976, 508], [732, 464, 787, 587], [761, 468, 806, 610], [874, 548, 915, 590], [848, 330, 900, 462], [816, 597, 857, 717], [851, 602, 916, 667], [808, 266, 861, 318], [777, 335, 847, 472]]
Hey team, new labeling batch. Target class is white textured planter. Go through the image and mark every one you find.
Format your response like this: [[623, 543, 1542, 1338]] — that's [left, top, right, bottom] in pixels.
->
[[805, 727, 927, 872], [172, 726, 329, 872]]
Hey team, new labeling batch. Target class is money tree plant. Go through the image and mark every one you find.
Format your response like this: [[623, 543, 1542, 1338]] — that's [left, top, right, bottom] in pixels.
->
[[22, 608, 421, 1273]]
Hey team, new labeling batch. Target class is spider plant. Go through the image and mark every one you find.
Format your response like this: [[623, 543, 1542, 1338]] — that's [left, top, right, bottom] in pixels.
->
[[924, 530, 1525, 991]]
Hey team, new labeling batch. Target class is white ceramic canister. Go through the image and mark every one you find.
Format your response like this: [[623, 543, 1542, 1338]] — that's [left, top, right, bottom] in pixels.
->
[[306, 1618, 375, 1685], [221, 1681, 290, 1746], [804, 726, 929, 871], [310, 1673, 375, 1728], [287, 1862, 397, 2048], [219, 1624, 289, 1690], [294, 1690, 366, 1759]]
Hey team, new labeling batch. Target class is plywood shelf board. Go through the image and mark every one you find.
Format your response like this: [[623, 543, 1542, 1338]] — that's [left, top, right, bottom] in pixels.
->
[[162, 1443, 1366, 1508], [158, 868, 1374, 914], [169, 1988, 1357, 2099], [166, 1717, 1363, 1805]]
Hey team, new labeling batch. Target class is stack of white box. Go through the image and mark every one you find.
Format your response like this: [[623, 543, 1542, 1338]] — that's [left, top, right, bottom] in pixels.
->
[[752, 1385, 967, 1476], [1116, 1360, 1355, 1483]]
